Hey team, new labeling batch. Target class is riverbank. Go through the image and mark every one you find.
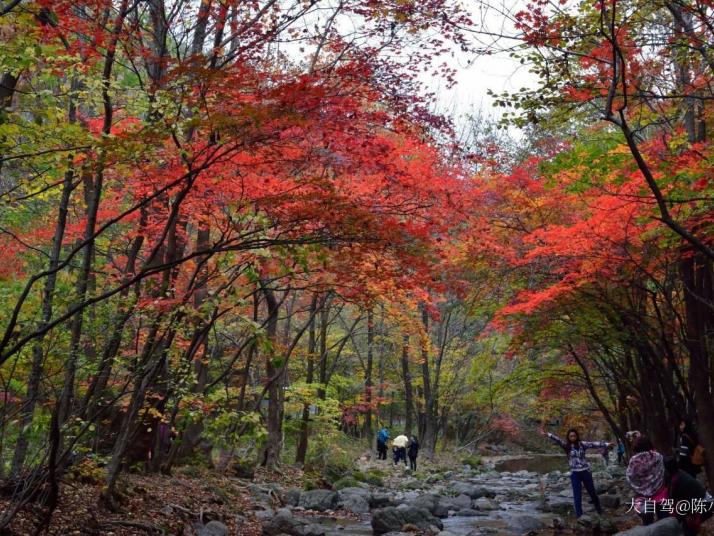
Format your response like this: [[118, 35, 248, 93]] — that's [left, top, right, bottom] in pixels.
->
[[251, 454, 639, 535], [4, 453, 714, 535]]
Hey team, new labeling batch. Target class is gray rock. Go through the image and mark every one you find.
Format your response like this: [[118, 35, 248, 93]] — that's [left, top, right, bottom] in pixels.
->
[[298, 489, 339, 511], [254, 508, 276, 520], [409, 494, 449, 518], [453, 508, 485, 517], [339, 487, 371, 499], [449, 482, 486, 499], [506, 514, 547, 532], [614, 517, 684, 536], [283, 488, 302, 507], [249, 483, 277, 505], [197, 521, 229, 536], [339, 493, 370, 514], [371, 506, 444, 534], [599, 494, 621, 509], [262, 508, 326, 536], [450, 494, 472, 510], [473, 497, 497, 511], [370, 491, 396, 509], [542, 496, 573, 515]]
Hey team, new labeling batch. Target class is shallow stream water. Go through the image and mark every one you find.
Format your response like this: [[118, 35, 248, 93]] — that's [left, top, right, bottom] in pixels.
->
[[305, 455, 580, 535]]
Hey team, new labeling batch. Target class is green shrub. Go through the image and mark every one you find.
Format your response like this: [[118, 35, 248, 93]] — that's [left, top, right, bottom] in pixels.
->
[[303, 471, 323, 490], [461, 455, 482, 468], [67, 458, 105, 484], [333, 476, 359, 489], [362, 470, 384, 487], [305, 436, 354, 485]]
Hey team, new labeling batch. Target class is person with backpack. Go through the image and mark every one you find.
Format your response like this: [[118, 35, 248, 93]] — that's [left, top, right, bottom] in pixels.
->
[[543, 427, 613, 518], [617, 439, 626, 465], [376, 427, 389, 460], [392, 433, 409, 466], [407, 435, 420, 471], [674, 418, 704, 478], [664, 456, 714, 536]]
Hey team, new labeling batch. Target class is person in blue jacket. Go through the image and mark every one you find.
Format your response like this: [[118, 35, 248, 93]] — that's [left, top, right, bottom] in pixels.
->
[[543, 427, 613, 518], [376, 427, 389, 460]]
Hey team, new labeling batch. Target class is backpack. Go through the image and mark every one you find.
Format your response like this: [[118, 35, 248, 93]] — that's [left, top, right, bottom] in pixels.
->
[[692, 444, 706, 466], [684, 433, 706, 466]]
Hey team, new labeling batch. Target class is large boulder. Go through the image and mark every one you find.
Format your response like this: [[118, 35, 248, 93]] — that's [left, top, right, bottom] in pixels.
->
[[371, 505, 443, 535], [339, 493, 370, 514], [473, 497, 498, 511], [262, 508, 326, 536], [599, 494, 621, 509], [449, 482, 483, 498], [409, 494, 449, 518], [370, 491, 396, 509], [506, 514, 547, 532], [445, 493, 472, 511], [298, 489, 339, 511], [614, 517, 684, 536], [542, 496, 574, 516], [282, 488, 302, 507], [248, 483, 280, 506], [339, 487, 371, 499]]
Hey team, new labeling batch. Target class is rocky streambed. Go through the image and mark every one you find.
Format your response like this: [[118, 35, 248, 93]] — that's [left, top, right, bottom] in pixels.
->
[[248, 455, 642, 536]]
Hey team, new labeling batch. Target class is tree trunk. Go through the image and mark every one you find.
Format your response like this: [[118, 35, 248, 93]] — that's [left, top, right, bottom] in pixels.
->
[[317, 296, 331, 401], [260, 280, 281, 470], [11, 157, 75, 476], [420, 307, 438, 458], [364, 308, 374, 439], [58, 0, 129, 428], [681, 253, 714, 486], [296, 295, 318, 465], [401, 334, 413, 436]]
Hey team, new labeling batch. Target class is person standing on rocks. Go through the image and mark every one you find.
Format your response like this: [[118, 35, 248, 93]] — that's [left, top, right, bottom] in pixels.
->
[[542, 427, 612, 518], [377, 427, 389, 460], [407, 435, 420, 471], [674, 417, 703, 479], [392, 433, 409, 466]]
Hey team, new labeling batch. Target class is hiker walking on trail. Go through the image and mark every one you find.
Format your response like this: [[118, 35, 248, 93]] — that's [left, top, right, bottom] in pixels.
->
[[407, 435, 420, 471], [377, 427, 389, 460], [392, 433, 408, 466], [617, 440, 626, 465], [674, 418, 703, 478], [542, 427, 612, 518]]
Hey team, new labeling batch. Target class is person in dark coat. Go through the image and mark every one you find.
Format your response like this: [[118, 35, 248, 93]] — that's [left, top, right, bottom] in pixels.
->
[[407, 435, 420, 471], [674, 418, 702, 478], [376, 427, 389, 460], [617, 440, 626, 465], [664, 457, 713, 536]]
